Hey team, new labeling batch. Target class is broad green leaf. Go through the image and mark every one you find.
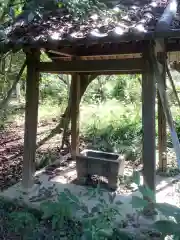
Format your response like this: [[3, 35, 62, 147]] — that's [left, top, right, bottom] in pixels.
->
[[52, 216, 59, 229], [98, 228, 113, 237], [138, 185, 155, 202], [81, 204, 89, 213], [131, 196, 148, 209], [40, 202, 57, 219], [96, 182, 101, 195], [91, 206, 100, 214], [152, 220, 179, 236], [114, 229, 135, 240], [108, 192, 116, 204], [174, 214, 180, 224], [132, 170, 140, 186], [64, 188, 80, 203], [115, 200, 123, 205], [155, 203, 180, 218], [83, 229, 93, 240]]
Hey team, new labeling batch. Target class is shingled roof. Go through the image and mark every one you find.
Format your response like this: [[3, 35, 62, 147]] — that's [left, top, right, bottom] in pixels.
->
[[1, 0, 180, 54]]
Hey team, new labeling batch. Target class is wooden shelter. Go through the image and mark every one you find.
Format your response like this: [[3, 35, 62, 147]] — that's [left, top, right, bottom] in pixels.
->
[[1, 0, 180, 193]]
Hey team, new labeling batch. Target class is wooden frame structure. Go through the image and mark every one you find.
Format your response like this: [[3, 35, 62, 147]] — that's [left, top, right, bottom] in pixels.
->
[[14, 0, 180, 195], [21, 43, 165, 192]]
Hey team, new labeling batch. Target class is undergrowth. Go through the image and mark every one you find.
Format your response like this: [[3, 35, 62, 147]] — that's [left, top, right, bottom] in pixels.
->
[[2, 172, 180, 239], [81, 101, 142, 161]]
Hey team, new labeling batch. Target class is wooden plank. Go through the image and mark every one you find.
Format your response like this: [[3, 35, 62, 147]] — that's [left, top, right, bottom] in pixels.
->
[[45, 42, 144, 56], [50, 53, 142, 61], [45, 41, 180, 57], [167, 41, 180, 52], [71, 74, 80, 159], [38, 59, 143, 73], [22, 50, 40, 189], [142, 47, 156, 192], [158, 88, 167, 171], [157, 52, 167, 171], [151, 44, 180, 168]]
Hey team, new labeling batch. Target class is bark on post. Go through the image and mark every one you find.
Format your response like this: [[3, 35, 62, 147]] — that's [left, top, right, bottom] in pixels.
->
[[71, 73, 80, 159], [22, 50, 40, 189], [158, 54, 167, 171], [142, 47, 156, 193]]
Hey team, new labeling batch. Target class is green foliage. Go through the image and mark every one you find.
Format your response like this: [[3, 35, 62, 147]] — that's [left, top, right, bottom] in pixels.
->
[[2, 172, 180, 239], [175, 115, 180, 140], [8, 211, 38, 234], [131, 171, 180, 239], [111, 75, 141, 103], [64, 0, 107, 20], [40, 73, 69, 104], [81, 102, 142, 160], [82, 76, 112, 104]]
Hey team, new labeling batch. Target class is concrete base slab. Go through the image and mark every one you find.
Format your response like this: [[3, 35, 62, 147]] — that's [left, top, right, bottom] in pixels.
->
[[1, 166, 180, 220]]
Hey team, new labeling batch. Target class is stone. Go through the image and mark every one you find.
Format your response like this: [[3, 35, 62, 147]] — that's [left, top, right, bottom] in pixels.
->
[[76, 149, 125, 190]]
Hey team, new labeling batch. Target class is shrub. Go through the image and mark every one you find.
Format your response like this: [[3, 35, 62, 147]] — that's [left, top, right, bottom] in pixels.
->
[[5, 172, 180, 239], [111, 75, 141, 104], [40, 74, 69, 104], [81, 102, 142, 161]]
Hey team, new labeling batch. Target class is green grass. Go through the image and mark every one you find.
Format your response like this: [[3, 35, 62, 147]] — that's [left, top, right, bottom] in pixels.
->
[[0, 99, 65, 128], [38, 100, 65, 122], [3, 96, 180, 164], [80, 100, 142, 159]]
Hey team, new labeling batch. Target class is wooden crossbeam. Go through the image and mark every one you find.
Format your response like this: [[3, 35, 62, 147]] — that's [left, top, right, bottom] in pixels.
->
[[38, 59, 143, 73]]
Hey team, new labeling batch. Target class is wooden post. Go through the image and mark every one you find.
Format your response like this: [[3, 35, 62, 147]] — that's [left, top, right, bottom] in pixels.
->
[[152, 43, 180, 168], [158, 55, 167, 171], [142, 48, 156, 192], [22, 50, 40, 189], [71, 73, 80, 159]]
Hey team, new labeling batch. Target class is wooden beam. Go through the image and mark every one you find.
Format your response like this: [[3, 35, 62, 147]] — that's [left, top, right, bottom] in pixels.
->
[[45, 40, 180, 56], [48, 49, 73, 57], [167, 40, 180, 52], [142, 46, 156, 192], [50, 53, 142, 61], [155, 40, 167, 171], [75, 42, 144, 55], [71, 74, 80, 159], [158, 55, 167, 171], [38, 59, 143, 73], [43, 42, 144, 56], [22, 50, 40, 189], [156, 0, 178, 32]]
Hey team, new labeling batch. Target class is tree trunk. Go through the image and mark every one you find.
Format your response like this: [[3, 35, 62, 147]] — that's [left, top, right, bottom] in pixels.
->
[[37, 74, 97, 149], [15, 82, 21, 102], [0, 60, 26, 111]]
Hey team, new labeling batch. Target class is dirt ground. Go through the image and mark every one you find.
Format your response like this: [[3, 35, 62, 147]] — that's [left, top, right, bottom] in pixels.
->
[[0, 119, 63, 191], [0, 117, 143, 194]]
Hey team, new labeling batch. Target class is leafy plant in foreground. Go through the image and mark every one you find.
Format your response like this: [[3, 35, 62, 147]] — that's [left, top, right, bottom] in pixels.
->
[[132, 170, 180, 239], [8, 210, 38, 236], [6, 170, 180, 239]]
